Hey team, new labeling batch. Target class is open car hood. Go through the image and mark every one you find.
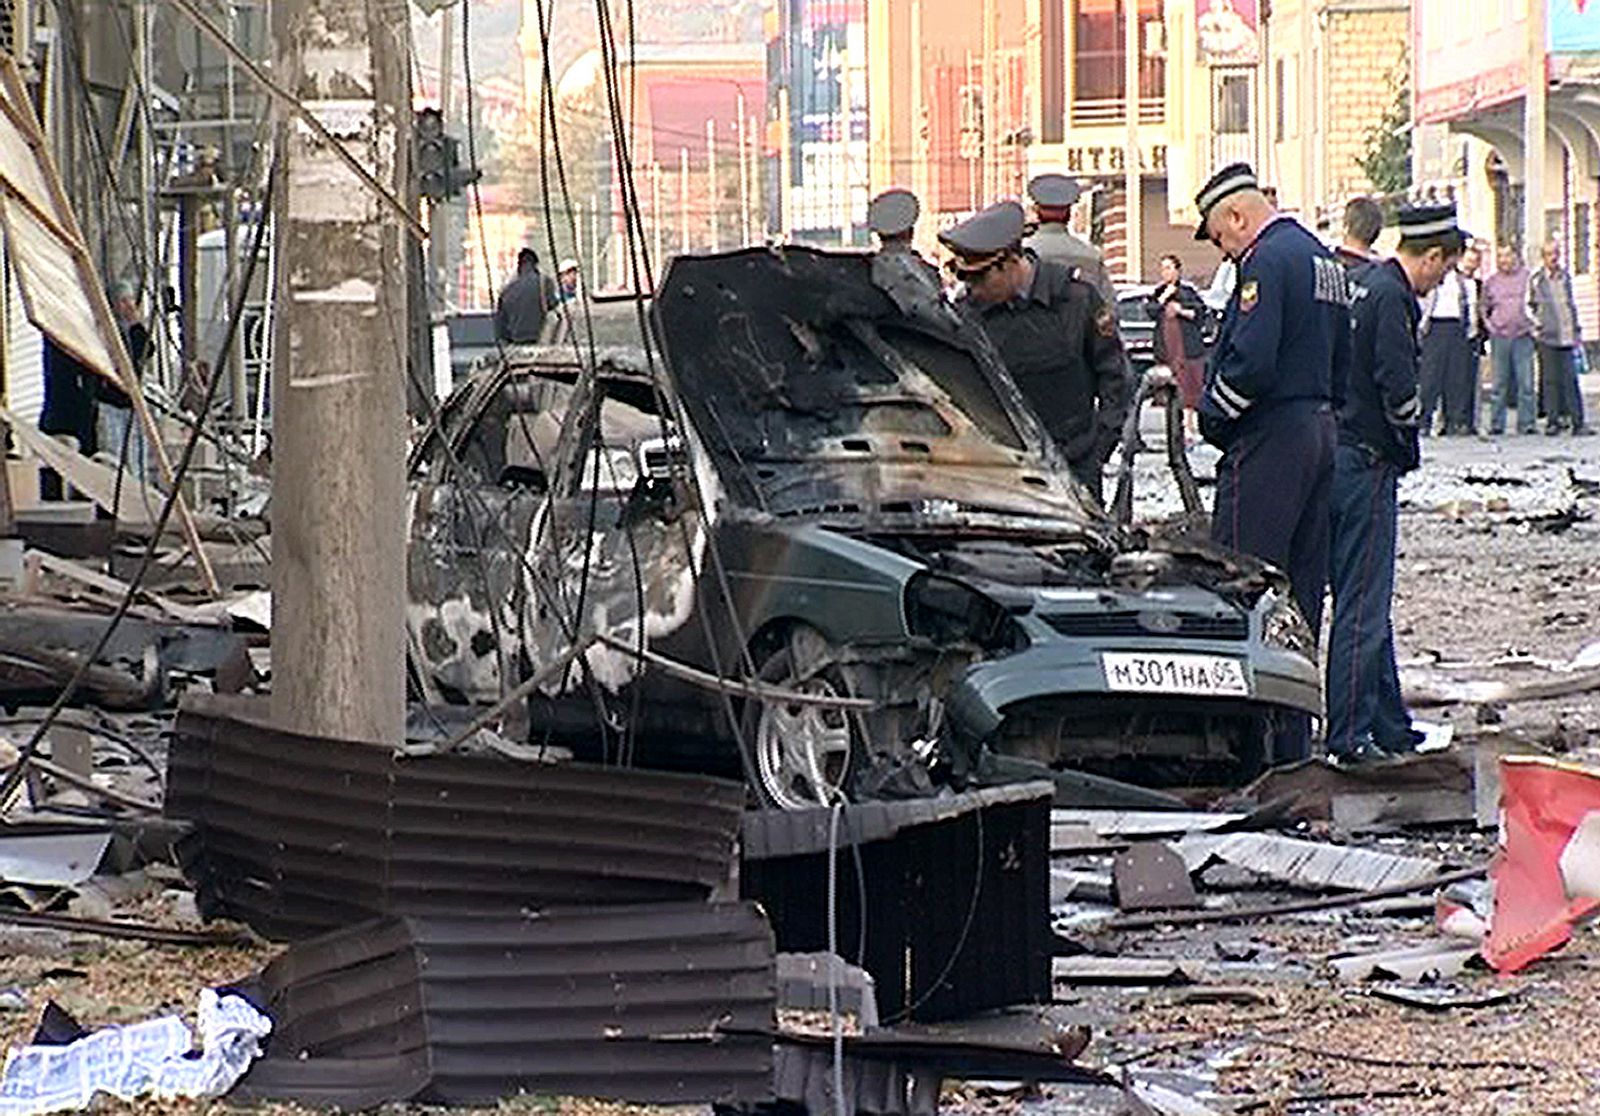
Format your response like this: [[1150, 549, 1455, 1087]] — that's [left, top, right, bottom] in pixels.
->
[[651, 247, 1105, 535]]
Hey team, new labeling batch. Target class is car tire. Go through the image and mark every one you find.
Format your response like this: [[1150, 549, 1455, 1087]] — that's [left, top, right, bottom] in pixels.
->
[[739, 641, 861, 811]]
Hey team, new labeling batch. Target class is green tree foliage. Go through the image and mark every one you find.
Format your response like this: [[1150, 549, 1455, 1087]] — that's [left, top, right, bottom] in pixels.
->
[[1359, 64, 1413, 196]]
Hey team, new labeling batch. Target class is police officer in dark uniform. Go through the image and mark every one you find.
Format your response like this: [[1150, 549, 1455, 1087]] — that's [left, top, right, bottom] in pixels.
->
[[940, 199, 1129, 504], [869, 188, 922, 257], [1326, 203, 1464, 760], [1194, 162, 1351, 762], [868, 187, 948, 322], [1023, 174, 1115, 302]]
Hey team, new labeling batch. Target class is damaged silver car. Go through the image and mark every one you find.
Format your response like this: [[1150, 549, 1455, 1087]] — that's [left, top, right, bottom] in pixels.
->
[[407, 247, 1320, 808]]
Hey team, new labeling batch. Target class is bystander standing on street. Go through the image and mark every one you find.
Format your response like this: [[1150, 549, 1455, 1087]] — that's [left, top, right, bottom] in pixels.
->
[[1458, 241, 1485, 432], [1326, 203, 1462, 760], [1418, 255, 1478, 435], [96, 280, 152, 480], [1148, 253, 1207, 443], [1482, 243, 1538, 435], [494, 246, 555, 344], [1530, 241, 1592, 435], [1192, 162, 1350, 763], [1333, 196, 1381, 271]]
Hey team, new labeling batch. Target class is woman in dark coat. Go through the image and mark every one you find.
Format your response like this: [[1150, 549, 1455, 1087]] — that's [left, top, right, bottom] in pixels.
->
[[1149, 253, 1207, 442]]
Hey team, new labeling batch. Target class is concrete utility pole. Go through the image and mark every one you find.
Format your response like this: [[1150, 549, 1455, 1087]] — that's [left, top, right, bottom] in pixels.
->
[[1122, 0, 1142, 280], [1525, 0, 1548, 256], [271, 0, 409, 743]]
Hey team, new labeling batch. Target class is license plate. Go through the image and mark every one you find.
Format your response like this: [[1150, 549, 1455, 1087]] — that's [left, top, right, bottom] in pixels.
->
[[1101, 652, 1250, 697]]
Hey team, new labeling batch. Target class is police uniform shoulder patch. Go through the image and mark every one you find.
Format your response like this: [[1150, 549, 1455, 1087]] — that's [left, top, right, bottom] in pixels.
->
[[1239, 278, 1259, 312], [1095, 305, 1117, 338]]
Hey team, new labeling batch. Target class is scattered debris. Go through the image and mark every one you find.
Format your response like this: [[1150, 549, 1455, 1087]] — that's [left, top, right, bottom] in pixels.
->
[[1112, 842, 1199, 911], [1053, 810, 1249, 839], [1237, 750, 1474, 826], [1368, 985, 1516, 1011], [1124, 1076, 1226, 1115], [1104, 866, 1486, 932], [1175, 832, 1442, 892], [1053, 957, 1196, 986], [0, 826, 109, 888], [1328, 942, 1480, 982], [0, 990, 269, 1114]]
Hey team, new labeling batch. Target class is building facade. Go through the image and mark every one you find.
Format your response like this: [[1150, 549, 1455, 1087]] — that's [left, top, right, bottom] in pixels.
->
[[1412, 0, 1600, 335]]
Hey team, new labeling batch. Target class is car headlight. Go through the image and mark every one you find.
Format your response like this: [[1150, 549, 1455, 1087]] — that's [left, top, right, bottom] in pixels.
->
[[1260, 591, 1315, 656], [904, 573, 1023, 655]]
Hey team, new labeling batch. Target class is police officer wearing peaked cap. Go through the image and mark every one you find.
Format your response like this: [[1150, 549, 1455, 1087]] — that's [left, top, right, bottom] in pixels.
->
[[868, 187, 945, 313], [1024, 173, 1115, 303], [940, 200, 1130, 505], [1194, 162, 1352, 763], [868, 188, 920, 248], [1326, 202, 1465, 762]]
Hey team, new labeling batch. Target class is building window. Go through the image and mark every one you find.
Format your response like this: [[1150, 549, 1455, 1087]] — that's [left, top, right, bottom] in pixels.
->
[[1215, 72, 1250, 134], [1211, 71, 1252, 167], [1072, 0, 1165, 126]]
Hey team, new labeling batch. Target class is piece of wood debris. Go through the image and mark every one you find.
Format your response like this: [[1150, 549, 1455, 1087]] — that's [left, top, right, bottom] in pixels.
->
[[1103, 866, 1486, 932], [1368, 984, 1515, 1011], [1164, 985, 1275, 1007], [1176, 832, 1442, 892], [1053, 957, 1196, 986], [1403, 667, 1600, 709], [1054, 809, 1247, 839], [1328, 943, 1480, 982], [1049, 822, 1117, 853], [1330, 787, 1475, 833]]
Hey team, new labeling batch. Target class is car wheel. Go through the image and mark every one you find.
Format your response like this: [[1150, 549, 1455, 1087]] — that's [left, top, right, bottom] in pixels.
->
[[741, 642, 859, 810]]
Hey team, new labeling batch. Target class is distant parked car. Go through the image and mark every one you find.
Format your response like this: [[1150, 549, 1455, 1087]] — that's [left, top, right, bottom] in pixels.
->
[[1116, 284, 1158, 375]]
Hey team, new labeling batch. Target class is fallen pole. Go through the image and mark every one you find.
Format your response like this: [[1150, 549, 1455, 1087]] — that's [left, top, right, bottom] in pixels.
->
[[1103, 865, 1486, 932], [0, 749, 162, 814]]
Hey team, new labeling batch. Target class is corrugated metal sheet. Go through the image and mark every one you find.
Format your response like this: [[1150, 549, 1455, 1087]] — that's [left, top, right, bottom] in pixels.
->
[[233, 902, 776, 1107], [166, 694, 746, 941], [743, 784, 1053, 1023]]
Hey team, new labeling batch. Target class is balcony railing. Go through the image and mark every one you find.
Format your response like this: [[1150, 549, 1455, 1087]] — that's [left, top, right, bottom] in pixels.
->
[[1070, 97, 1165, 126], [1210, 130, 1254, 169]]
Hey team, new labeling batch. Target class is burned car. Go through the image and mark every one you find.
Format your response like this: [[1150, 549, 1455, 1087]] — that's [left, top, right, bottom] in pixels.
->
[[407, 248, 1319, 808]]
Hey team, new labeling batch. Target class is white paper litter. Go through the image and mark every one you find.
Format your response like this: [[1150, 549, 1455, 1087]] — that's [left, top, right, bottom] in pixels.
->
[[0, 990, 270, 1115]]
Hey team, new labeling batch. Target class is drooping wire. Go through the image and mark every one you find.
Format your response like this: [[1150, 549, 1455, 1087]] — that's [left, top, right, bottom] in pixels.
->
[[464, 0, 624, 757]]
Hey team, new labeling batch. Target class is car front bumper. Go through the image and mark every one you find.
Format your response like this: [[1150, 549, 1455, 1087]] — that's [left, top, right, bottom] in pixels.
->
[[942, 638, 1322, 742]]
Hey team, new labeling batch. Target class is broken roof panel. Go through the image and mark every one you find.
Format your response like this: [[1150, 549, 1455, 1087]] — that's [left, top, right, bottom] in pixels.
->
[[234, 902, 776, 1107], [0, 58, 127, 386], [166, 695, 746, 940]]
